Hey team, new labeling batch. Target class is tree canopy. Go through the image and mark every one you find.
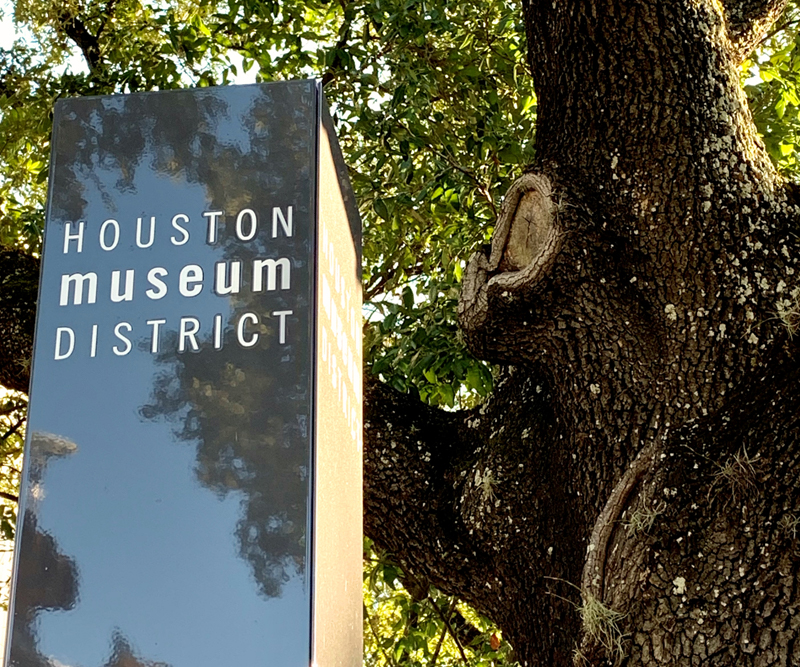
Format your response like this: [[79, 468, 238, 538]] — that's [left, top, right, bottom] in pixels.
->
[[3, 0, 800, 397], [3, 0, 800, 664]]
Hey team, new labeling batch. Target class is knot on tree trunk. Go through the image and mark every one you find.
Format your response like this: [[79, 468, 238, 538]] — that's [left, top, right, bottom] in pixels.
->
[[458, 173, 561, 350]]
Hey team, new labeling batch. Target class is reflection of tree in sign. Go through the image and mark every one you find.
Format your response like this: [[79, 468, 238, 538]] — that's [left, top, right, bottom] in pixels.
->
[[11, 434, 173, 667], [9, 432, 79, 667], [140, 251, 311, 601], [50, 84, 316, 599], [9, 510, 79, 667], [52, 84, 314, 231], [102, 632, 171, 667], [142, 326, 311, 599], [111, 84, 316, 599]]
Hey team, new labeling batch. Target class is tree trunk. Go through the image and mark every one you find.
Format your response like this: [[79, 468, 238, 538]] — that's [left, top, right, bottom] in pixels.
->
[[365, 0, 800, 664]]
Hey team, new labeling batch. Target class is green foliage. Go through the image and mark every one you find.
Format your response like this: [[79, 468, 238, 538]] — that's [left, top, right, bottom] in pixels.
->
[[364, 538, 519, 667], [330, 0, 535, 405], [365, 280, 493, 407], [0, 390, 24, 609], [0, 43, 54, 251], [745, 0, 800, 176]]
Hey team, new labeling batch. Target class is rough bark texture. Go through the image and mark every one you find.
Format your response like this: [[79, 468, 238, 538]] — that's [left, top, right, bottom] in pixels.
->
[[0, 249, 38, 394], [365, 1, 800, 665]]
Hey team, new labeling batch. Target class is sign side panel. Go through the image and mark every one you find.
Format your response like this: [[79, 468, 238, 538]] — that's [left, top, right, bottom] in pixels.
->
[[312, 98, 363, 667]]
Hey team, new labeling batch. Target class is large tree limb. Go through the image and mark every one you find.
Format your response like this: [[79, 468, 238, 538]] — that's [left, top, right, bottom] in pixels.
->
[[364, 367, 602, 664], [0, 249, 38, 394], [722, 0, 790, 61], [363, 375, 484, 597], [56, 11, 103, 74]]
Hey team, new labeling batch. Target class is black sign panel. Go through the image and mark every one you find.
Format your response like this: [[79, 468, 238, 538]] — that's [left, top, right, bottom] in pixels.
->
[[6, 81, 362, 667]]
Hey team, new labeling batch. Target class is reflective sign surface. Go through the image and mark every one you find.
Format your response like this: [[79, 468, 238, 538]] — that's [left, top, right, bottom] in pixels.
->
[[8, 81, 318, 667]]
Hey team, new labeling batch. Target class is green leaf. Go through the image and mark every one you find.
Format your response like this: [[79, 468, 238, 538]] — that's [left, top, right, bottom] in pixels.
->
[[373, 198, 390, 221]]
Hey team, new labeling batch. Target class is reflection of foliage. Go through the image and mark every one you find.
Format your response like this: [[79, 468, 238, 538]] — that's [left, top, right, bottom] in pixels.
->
[[103, 631, 172, 667], [8, 429, 170, 667], [39, 80, 316, 604], [143, 328, 310, 599], [8, 510, 79, 667], [103, 83, 316, 600], [364, 538, 519, 667]]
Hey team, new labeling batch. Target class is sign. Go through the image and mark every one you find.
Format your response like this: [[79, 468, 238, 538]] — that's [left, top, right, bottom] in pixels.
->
[[5, 80, 362, 667]]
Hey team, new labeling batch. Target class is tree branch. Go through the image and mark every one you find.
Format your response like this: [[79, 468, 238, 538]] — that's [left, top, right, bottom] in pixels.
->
[[56, 10, 102, 73], [0, 491, 18, 503], [392, 117, 498, 217], [428, 599, 452, 667], [722, 0, 790, 61], [320, 6, 354, 88], [429, 594, 469, 664], [364, 602, 399, 667], [758, 16, 800, 46], [363, 367, 588, 662], [0, 248, 38, 394], [363, 374, 480, 594], [1, 418, 25, 442]]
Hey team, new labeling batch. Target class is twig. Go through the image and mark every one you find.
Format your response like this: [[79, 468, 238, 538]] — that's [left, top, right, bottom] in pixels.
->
[[430, 597, 457, 667], [96, 0, 120, 36], [759, 18, 800, 47], [0, 491, 18, 503], [363, 602, 399, 667], [393, 117, 498, 216], [1, 418, 25, 442], [429, 594, 470, 664], [321, 7, 354, 87]]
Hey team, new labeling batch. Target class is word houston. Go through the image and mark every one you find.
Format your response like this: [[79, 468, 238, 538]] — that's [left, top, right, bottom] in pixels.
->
[[61, 206, 293, 253]]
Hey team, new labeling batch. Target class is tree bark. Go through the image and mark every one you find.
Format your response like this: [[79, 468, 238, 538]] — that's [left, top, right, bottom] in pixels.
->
[[0, 249, 38, 394], [366, 1, 800, 665]]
